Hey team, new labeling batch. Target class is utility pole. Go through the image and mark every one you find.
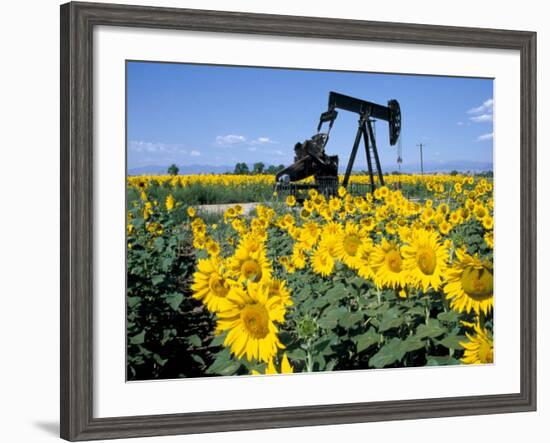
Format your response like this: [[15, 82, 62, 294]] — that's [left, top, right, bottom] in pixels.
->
[[417, 143, 425, 175], [397, 137, 403, 172]]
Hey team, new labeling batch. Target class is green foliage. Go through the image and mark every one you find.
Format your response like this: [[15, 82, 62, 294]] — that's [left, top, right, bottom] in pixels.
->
[[128, 180, 275, 206], [252, 162, 265, 174], [265, 164, 285, 175], [126, 199, 220, 380], [167, 163, 179, 175], [276, 270, 476, 371], [233, 162, 250, 175]]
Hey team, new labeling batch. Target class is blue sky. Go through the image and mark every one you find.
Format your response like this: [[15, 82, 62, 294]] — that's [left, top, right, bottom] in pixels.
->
[[127, 61, 493, 173]]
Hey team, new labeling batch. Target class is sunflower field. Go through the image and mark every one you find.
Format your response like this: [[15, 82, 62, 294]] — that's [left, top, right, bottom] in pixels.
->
[[126, 174, 494, 380]]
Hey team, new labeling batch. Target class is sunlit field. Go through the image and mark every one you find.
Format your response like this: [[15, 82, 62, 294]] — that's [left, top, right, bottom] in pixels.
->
[[126, 173, 493, 380]]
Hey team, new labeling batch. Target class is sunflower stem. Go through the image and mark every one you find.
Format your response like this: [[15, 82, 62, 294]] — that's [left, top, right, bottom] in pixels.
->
[[305, 339, 314, 372], [442, 294, 450, 313]]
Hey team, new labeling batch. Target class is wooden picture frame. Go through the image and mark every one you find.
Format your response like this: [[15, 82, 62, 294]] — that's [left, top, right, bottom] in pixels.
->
[[60, 1, 536, 440]]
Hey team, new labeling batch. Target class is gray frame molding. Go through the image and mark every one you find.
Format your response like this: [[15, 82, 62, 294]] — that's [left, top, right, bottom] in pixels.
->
[[60, 2, 537, 441]]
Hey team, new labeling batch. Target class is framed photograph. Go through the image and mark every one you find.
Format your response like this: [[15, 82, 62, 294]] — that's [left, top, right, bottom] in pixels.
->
[[60, 1, 536, 441]]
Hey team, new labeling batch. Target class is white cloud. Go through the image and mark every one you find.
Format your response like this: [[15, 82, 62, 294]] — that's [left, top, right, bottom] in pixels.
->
[[274, 150, 285, 156], [190, 150, 201, 157], [467, 98, 494, 124], [215, 134, 277, 147], [129, 140, 187, 154], [468, 98, 494, 115], [457, 121, 464, 126], [470, 113, 493, 123], [216, 134, 247, 146], [477, 132, 494, 142], [250, 136, 276, 145], [248, 147, 257, 152]]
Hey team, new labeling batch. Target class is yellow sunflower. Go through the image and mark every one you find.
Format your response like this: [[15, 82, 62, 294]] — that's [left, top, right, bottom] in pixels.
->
[[286, 195, 296, 207], [231, 218, 246, 234], [236, 233, 265, 255], [460, 323, 494, 364], [216, 284, 286, 363], [438, 220, 452, 235], [191, 257, 234, 312], [251, 353, 294, 375], [224, 207, 236, 221], [443, 249, 493, 315], [402, 229, 448, 292], [263, 278, 293, 307], [143, 201, 153, 220], [229, 247, 272, 284], [329, 196, 342, 213], [360, 217, 376, 232], [291, 243, 307, 270], [311, 246, 335, 277], [473, 204, 488, 220], [370, 238, 407, 288], [484, 231, 494, 249], [322, 221, 344, 237], [356, 238, 375, 280], [299, 221, 321, 249], [334, 222, 364, 269], [165, 194, 175, 211], [205, 238, 221, 256], [317, 230, 342, 260], [482, 215, 494, 230]]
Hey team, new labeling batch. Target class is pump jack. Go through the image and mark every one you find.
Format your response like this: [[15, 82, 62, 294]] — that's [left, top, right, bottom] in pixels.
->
[[276, 91, 401, 195]]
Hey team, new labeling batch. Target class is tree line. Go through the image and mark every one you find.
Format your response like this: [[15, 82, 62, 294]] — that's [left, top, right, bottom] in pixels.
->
[[166, 163, 286, 176], [233, 162, 285, 175]]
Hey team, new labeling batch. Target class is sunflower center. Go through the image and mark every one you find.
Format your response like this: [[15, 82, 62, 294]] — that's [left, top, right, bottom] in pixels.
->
[[240, 303, 270, 339], [343, 235, 361, 256], [317, 254, 329, 266], [268, 282, 280, 297], [478, 340, 494, 364], [241, 259, 262, 282], [460, 267, 493, 300], [385, 250, 402, 273], [327, 243, 339, 258], [475, 207, 486, 218], [248, 242, 260, 253], [208, 274, 228, 297], [417, 247, 437, 275]]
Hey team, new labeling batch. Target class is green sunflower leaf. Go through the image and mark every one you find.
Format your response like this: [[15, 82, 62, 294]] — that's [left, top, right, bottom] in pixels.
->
[[352, 327, 379, 353], [369, 338, 406, 368], [416, 321, 446, 339]]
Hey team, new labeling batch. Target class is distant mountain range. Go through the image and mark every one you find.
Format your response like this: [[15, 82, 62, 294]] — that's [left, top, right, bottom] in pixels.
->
[[128, 160, 493, 176], [128, 164, 234, 175], [383, 160, 493, 174]]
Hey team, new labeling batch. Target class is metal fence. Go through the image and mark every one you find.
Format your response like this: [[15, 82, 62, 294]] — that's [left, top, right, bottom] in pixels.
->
[[275, 177, 373, 199]]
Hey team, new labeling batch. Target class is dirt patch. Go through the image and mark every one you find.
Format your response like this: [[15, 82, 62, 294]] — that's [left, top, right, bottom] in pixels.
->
[[197, 202, 260, 215]]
